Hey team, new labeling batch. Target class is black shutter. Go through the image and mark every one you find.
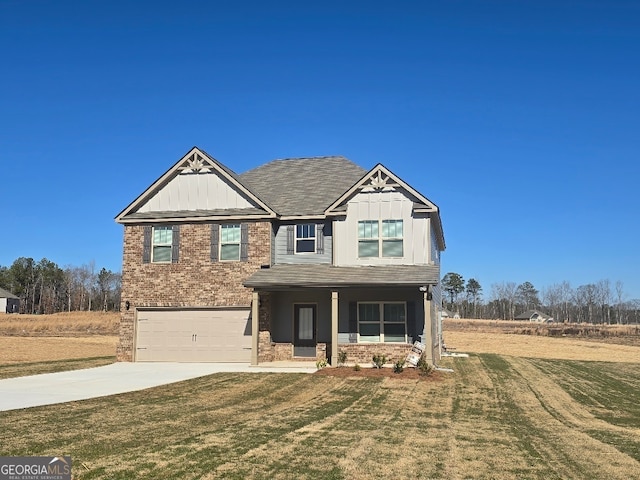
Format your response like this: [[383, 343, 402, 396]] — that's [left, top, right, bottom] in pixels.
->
[[286, 225, 294, 255], [210, 224, 219, 262], [240, 223, 249, 261], [406, 301, 416, 343], [316, 223, 324, 254], [171, 225, 180, 263], [142, 226, 152, 263]]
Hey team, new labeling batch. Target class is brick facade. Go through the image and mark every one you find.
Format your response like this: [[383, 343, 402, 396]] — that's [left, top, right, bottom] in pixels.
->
[[336, 343, 413, 366], [117, 221, 271, 361]]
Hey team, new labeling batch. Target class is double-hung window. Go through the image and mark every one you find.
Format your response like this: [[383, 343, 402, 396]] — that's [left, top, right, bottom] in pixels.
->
[[358, 219, 403, 258], [358, 220, 379, 257], [295, 224, 316, 253], [220, 224, 241, 261], [152, 226, 173, 263], [358, 302, 407, 343], [382, 220, 403, 257]]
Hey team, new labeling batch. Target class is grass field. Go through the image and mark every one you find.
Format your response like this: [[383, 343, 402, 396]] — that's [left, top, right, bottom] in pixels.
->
[[1, 314, 639, 479]]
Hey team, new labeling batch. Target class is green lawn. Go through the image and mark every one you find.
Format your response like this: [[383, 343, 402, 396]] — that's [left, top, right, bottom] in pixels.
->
[[1, 355, 639, 479]]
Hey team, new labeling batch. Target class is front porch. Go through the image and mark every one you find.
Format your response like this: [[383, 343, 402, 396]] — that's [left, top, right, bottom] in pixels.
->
[[248, 285, 439, 367]]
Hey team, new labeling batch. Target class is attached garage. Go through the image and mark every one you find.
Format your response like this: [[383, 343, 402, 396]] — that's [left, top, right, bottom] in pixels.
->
[[135, 308, 252, 362]]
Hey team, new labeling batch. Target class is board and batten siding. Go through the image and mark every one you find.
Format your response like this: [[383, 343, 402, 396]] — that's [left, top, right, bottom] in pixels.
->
[[273, 222, 332, 264], [138, 171, 256, 213], [333, 190, 429, 266]]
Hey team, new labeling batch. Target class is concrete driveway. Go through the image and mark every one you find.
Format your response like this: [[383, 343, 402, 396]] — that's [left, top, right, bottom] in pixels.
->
[[0, 362, 317, 412]]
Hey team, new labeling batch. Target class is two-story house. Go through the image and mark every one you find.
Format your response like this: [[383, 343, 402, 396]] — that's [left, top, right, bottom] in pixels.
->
[[115, 147, 445, 366]]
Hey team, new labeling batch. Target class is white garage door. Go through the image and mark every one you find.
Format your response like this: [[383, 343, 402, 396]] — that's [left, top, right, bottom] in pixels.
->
[[136, 309, 251, 362]]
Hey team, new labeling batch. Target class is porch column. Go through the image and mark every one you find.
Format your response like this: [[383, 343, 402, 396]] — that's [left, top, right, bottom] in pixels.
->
[[423, 290, 434, 365], [331, 290, 339, 366], [251, 291, 259, 366]]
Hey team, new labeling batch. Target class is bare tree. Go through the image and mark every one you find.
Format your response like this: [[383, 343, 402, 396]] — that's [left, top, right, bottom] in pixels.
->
[[615, 281, 626, 324]]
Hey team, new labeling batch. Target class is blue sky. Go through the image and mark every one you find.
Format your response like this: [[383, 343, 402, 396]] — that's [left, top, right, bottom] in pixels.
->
[[1, 0, 639, 300]]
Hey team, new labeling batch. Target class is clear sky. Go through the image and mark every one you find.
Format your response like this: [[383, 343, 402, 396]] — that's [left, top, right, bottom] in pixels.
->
[[1, 0, 639, 300]]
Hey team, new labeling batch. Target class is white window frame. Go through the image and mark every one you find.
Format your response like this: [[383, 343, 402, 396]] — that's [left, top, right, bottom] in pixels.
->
[[381, 219, 404, 257], [358, 220, 379, 258], [220, 224, 241, 261], [358, 219, 404, 258], [295, 224, 316, 254], [357, 301, 407, 343], [151, 226, 173, 263]]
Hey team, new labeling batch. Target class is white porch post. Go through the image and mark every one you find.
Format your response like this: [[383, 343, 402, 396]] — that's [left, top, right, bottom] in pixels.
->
[[331, 291, 339, 366], [251, 291, 259, 366], [423, 290, 434, 365]]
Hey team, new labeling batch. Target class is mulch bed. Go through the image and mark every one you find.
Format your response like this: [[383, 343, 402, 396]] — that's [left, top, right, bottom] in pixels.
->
[[314, 366, 444, 380]]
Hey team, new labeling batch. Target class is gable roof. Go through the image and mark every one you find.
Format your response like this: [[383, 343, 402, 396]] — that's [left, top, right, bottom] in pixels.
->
[[0, 287, 18, 299], [325, 164, 446, 251], [239, 156, 367, 217], [115, 147, 277, 223], [115, 148, 445, 250]]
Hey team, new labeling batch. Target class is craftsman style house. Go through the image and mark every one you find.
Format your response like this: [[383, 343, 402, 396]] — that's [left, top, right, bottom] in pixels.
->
[[115, 147, 445, 365]]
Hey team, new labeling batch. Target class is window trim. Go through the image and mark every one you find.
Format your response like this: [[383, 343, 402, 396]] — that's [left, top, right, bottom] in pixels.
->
[[357, 219, 404, 258], [294, 223, 316, 254], [151, 226, 173, 263], [381, 219, 404, 257], [357, 301, 407, 343], [220, 224, 241, 261]]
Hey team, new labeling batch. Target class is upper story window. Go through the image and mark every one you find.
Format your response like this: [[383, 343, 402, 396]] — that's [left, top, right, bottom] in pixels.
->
[[152, 226, 173, 263], [358, 220, 403, 258], [382, 220, 403, 257], [220, 224, 241, 261], [295, 224, 316, 253], [358, 302, 407, 343]]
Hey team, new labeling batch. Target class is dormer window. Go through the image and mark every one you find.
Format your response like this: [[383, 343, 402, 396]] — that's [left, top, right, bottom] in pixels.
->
[[295, 224, 316, 253]]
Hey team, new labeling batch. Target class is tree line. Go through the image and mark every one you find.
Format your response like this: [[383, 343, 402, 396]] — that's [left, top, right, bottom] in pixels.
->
[[0, 257, 121, 314], [441, 272, 640, 324]]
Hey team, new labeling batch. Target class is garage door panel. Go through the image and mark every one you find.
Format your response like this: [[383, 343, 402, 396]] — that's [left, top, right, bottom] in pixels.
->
[[136, 309, 251, 362]]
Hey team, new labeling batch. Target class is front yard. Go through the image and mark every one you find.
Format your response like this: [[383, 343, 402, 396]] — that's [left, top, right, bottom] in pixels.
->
[[1, 355, 639, 479]]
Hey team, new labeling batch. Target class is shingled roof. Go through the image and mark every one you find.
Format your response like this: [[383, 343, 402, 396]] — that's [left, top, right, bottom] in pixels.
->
[[244, 264, 441, 288], [0, 287, 18, 299], [239, 156, 367, 217]]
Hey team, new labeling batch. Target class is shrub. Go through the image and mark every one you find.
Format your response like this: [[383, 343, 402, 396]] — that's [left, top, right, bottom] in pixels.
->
[[316, 358, 328, 369], [393, 359, 405, 374], [372, 354, 387, 369], [353, 363, 361, 371], [337, 350, 348, 367], [416, 354, 434, 376]]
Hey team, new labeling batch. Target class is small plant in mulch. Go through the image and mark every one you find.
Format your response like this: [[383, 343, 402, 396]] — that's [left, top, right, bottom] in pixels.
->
[[316, 358, 328, 369], [416, 354, 434, 376], [353, 363, 361, 371], [372, 354, 387, 369], [337, 350, 348, 367], [393, 359, 405, 374]]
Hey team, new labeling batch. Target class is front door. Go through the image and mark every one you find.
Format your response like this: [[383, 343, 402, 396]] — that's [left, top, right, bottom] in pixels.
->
[[294, 304, 316, 357]]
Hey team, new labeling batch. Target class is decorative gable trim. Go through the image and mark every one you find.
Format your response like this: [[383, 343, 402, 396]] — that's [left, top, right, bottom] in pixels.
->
[[324, 163, 446, 251], [115, 147, 277, 224], [325, 164, 439, 215]]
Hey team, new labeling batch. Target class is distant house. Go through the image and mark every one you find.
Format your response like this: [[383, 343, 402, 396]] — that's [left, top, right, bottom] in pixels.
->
[[0, 288, 19, 313], [515, 309, 553, 323]]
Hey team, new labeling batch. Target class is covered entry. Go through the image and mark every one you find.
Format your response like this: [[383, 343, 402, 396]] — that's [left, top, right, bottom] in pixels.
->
[[135, 308, 251, 362]]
